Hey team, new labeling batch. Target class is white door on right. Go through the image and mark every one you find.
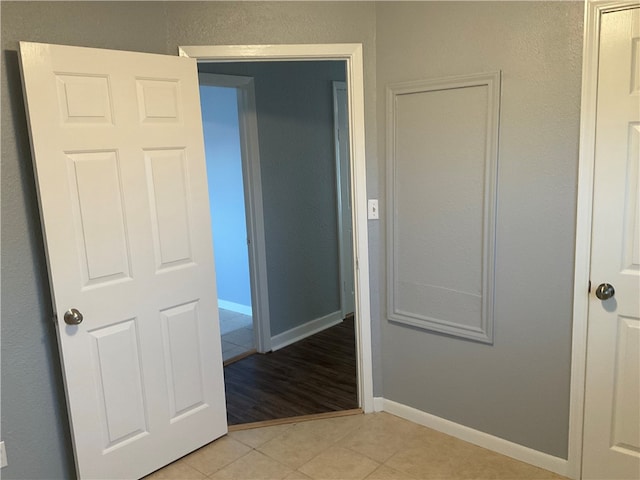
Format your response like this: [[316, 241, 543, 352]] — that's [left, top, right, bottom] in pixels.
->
[[582, 6, 640, 480]]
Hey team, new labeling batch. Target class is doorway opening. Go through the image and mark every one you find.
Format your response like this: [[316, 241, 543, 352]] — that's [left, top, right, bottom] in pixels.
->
[[180, 42, 374, 425], [196, 57, 361, 426], [200, 80, 255, 363]]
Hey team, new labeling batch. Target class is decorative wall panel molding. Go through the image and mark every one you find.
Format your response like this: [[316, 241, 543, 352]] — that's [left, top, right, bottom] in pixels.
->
[[386, 72, 500, 343]]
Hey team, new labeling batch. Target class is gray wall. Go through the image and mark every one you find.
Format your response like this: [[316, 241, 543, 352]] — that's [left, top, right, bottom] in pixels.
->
[[376, 2, 583, 458], [200, 61, 346, 337], [0, 1, 583, 478], [0, 2, 378, 478], [1, 4, 171, 479]]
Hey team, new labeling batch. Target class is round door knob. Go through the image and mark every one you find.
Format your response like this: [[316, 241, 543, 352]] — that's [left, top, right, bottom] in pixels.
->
[[595, 283, 615, 300], [64, 308, 83, 325]]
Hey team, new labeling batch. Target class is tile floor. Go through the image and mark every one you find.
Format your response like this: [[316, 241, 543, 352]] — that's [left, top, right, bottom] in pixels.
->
[[145, 412, 568, 480], [219, 308, 254, 362]]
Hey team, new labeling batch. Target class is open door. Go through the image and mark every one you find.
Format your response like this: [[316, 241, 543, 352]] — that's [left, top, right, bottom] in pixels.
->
[[19, 42, 227, 479]]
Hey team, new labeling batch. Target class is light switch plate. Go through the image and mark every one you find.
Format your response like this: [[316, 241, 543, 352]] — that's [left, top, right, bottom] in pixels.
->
[[368, 199, 379, 220]]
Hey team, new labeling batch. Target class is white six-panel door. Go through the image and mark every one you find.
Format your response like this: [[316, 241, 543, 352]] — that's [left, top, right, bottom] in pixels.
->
[[582, 6, 640, 480], [19, 42, 227, 479]]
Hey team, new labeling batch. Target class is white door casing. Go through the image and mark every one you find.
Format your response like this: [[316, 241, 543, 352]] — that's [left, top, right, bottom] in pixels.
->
[[19, 42, 227, 479], [333, 81, 356, 317], [178, 44, 374, 413], [580, 4, 640, 480]]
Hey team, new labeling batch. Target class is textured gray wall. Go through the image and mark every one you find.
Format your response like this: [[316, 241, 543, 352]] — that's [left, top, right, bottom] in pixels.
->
[[376, 2, 583, 458], [0, 2, 378, 478], [199, 61, 346, 337], [1, 4, 170, 478], [0, 1, 583, 478]]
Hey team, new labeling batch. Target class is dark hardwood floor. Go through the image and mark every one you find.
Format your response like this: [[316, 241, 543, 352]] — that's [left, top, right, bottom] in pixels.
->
[[224, 316, 358, 425]]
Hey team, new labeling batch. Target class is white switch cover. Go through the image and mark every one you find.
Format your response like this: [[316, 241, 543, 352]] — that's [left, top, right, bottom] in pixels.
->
[[0, 441, 7, 468], [368, 199, 379, 220]]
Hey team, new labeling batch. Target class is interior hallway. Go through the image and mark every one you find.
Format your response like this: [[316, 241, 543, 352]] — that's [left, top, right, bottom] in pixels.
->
[[224, 317, 358, 425], [144, 412, 568, 479]]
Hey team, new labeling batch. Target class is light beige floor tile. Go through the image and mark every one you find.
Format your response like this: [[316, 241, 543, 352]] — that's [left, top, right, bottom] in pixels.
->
[[408, 426, 567, 479], [338, 412, 424, 462], [209, 450, 293, 480], [182, 436, 251, 475], [148, 414, 569, 480], [283, 471, 313, 480], [386, 431, 567, 480], [365, 464, 417, 480], [258, 415, 366, 469], [384, 442, 459, 479], [383, 421, 468, 478], [299, 446, 380, 480], [306, 412, 368, 437], [409, 422, 464, 446], [143, 460, 206, 479], [257, 429, 333, 470], [230, 423, 294, 449], [452, 446, 567, 479]]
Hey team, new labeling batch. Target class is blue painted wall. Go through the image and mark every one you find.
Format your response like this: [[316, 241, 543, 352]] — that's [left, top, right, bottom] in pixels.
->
[[200, 85, 252, 310]]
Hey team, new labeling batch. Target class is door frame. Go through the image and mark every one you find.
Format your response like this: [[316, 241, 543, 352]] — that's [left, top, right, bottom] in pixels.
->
[[178, 43, 375, 413], [569, 1, 637, 478], [198, 72, 272, 353], [332, 80, 355, 319]]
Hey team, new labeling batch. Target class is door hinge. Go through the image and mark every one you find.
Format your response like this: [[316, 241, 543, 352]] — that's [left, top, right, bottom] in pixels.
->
[[52, 313, 58, 325], [588, 280, 591, 293]]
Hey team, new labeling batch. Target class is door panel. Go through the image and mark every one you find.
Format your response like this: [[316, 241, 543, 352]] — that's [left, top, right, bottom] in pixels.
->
[[19, 42, 227, 479], [160, 301, 207, 419], [611, 316, 640, 454], [89, 319, 148, 449], [145, 148, 194, 269], [582, 7, 640, 479], [69, 150, 133, 284]]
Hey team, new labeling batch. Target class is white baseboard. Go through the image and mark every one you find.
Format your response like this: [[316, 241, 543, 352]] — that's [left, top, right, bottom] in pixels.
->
[[218, 300, 252, 316], [271, 311, 343, 351], [373, 397, 385, 412], [379, 398, 571, 478]]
